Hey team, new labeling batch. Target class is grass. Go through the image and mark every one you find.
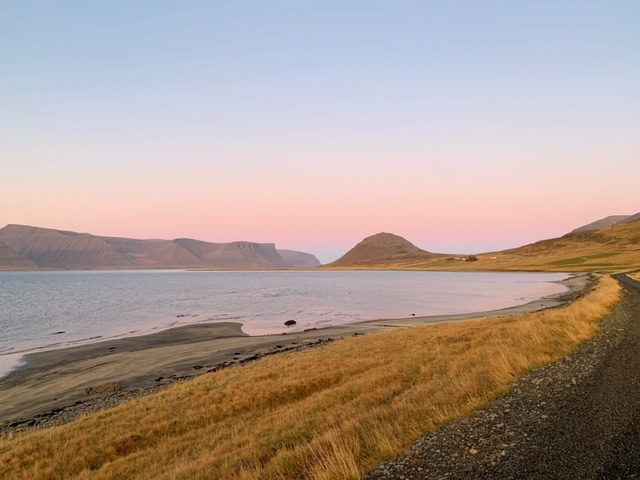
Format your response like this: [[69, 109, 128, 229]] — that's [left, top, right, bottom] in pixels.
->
[[547, 252, 620, 266], [327, 220, 640, 272], [0, 276, 621, 480]]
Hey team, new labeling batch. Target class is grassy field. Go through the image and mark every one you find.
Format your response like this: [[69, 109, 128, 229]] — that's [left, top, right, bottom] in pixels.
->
[[385, 246, 640, 273], [324, 249, 640, 273], [325, 220, 640, 273], [0, 277, 620, 479]]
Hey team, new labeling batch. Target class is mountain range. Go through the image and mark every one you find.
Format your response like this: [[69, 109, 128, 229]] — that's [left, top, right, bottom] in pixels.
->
[[0, 224, 320, 270], [2, 213, 639, 272], [327, 213, 640, 272]]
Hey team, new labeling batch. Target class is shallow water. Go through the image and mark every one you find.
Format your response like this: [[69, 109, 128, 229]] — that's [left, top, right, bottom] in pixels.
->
[[0, 270, 569, 376]]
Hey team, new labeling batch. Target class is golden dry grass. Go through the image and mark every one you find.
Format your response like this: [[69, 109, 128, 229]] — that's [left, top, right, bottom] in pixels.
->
[[0, 277, 620, 480], [324, 219, 640, 272]]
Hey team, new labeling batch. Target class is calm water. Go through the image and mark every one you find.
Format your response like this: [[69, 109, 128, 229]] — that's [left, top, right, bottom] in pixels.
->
[[0, 270, 569, 377]]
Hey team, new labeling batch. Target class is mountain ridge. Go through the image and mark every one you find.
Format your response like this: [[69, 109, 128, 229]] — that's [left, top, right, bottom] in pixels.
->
[[325, 216, 640, 271], [0, 224, 320, 270], [571, 213, 640, 233]]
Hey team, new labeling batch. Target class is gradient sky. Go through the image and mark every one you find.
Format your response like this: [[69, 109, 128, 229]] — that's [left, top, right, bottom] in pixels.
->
[[1, 1, 639, 263]]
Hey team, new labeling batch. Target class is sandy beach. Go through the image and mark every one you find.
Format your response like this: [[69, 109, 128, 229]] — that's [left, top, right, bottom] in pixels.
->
[[0, 274, 590, 426]]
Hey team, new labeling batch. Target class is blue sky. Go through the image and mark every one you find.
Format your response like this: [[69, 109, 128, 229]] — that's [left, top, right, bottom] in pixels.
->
[[2, 1, 639, 262]]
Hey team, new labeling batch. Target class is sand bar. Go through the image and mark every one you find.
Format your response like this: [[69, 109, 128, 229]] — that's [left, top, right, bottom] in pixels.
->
[[0, 274, 590, 424]]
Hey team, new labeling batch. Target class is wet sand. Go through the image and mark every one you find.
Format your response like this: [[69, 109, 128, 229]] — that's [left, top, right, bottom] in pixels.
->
[[0, 274, 590, 424]]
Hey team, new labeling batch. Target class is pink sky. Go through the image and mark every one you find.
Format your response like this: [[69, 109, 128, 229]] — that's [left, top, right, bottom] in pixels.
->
[[2, 3, 638, 263], [2, 150, 638, 263]]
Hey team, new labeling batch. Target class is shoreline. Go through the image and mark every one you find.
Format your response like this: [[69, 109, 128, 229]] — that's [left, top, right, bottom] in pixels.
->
[[0, 269, 571, 375], [0, 273, 591, 429], [367, 273, 640, 479]]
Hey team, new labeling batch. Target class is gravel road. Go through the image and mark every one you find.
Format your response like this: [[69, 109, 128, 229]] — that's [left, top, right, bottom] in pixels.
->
[[3, 274, 638, 479], [367, 273, 640, 480]]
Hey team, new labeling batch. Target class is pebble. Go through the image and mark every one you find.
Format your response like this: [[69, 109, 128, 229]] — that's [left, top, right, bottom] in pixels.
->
[[1, 337, 336, 436], [366, 275, 634, 480]]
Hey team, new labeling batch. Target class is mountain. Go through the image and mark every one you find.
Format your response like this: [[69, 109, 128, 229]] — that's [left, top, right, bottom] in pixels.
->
[[326, 218, 640, 272], [570, 213, 639, 233], [277, 249, 322, 267], [103, 236, 202, 267], [174, 238, 288, 268], [477, 217, 640, 272], [0, 225, 129, 269], [327, 232, 441, 267], [0, 240, 36, 269], [0, 224, 320, 270]]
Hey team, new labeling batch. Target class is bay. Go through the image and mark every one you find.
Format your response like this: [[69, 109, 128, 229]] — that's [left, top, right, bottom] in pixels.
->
[[0, 270, 569, 377]]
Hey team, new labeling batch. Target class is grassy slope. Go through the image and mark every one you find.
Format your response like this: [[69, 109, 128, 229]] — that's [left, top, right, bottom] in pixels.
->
[[0, 277, 620, 479], [336, 219, 640, 272], [473, 220, 640, 272]]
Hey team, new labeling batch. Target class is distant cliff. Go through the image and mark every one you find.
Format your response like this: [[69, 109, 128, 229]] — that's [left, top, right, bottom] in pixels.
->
[[0, 224, 320, 270], [276, 249, 322, 267]]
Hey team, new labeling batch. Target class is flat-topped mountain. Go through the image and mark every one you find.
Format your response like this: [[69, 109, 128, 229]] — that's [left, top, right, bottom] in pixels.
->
[[277, 249, 322, 267], [327, 232, 441, 267], [0, 224, 320, 270], [571, 213, 640, 233]]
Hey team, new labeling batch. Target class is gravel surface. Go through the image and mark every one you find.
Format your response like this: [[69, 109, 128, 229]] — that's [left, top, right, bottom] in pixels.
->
[[367, 274, 640, 480], [4, 274, 638, 480], [0, 337, 335, 435], [1, 276, 586, 434]]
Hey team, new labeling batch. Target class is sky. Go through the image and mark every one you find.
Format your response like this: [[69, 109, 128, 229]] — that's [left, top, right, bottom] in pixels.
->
[[1, 1, 639, 263]]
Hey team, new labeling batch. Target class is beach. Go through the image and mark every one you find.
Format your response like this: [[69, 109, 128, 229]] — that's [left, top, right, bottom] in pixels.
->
[[0, 274, 589, 428]]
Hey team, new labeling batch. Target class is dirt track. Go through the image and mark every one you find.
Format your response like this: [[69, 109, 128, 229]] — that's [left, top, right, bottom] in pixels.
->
[[368, 273, 640, 479]]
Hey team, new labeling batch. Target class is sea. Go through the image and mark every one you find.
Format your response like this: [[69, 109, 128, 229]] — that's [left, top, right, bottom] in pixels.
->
[[0, 270, 570, 377]]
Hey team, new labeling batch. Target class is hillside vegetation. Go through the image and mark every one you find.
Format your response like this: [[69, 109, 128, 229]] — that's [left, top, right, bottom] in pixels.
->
[[0, 277, 620, 479], [329, 220, 640, 273], [464, 218, 640, 272]]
